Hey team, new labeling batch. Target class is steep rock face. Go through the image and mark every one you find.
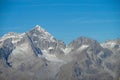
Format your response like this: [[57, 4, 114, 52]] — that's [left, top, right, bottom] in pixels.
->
[[0, 38, 15, 67], [0, 32, 24, 61], [25, 33, 43, 56], [27, 25, 56, 50], [27, 25, 66, 55], [8, 36, 38, 68]]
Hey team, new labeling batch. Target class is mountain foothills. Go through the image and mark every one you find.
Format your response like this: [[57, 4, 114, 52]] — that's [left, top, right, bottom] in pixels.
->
[[0, 25, 120, 80]]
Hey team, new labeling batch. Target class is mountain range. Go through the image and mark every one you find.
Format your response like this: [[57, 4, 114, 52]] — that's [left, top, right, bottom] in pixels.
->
[[0, 25, 120, 80]]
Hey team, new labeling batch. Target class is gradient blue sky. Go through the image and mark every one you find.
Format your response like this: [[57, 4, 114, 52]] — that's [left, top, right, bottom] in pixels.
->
[[0, 0, 120, 44]]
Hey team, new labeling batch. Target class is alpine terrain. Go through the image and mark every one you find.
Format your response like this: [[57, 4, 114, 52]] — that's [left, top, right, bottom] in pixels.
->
[[0, 25, 120, 80]]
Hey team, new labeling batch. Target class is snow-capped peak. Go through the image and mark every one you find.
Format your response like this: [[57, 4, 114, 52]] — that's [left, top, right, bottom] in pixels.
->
[[35, 25, 44, 31], [30, 25, 56, 42], [0, 32, 24, 44], [101, 41, 117, 48]]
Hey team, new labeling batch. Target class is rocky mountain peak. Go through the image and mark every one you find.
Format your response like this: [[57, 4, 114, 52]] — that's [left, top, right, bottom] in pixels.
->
[[28, 25, 55, 43], [0, 32, 24, 45], [68, 36, 100, 49], [34, 25, 45, 32], [25, 25, 66, 55], [101, 39, 120, 49]]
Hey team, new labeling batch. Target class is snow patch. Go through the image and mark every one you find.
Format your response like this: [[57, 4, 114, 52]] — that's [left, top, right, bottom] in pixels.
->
[[64, 47, 72, 54], [48, 47, 54, 50], [78, 45, 89, 50], [12, 39, 21, 44], [11, 43, 30, 56]]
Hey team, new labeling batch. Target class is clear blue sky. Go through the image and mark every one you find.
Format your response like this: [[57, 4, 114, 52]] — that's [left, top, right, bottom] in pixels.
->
[[0, 0, 120, 44]]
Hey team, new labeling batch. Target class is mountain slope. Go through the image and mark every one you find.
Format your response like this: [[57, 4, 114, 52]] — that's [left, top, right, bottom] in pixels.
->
[[0, 25, 120, 80]]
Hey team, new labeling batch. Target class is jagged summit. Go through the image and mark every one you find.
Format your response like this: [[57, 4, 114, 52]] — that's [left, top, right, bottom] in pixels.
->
[[69, 36, 96, 45], [35, 25, 41, 28], [28, 25, 55, 42], [68, 36, 100, 49], [33, 25, 52, 36], [1, 32, 20, 38], [34, 25, 45, 32], [101, 39, 120, 49], [0, 32, 24, 45]]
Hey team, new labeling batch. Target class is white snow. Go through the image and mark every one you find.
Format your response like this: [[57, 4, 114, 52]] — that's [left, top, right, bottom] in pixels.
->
[[11, 43, 30, 56], [41, 50, 64, 62], [35, 25, 55, 42], [0, 32, 24, 44], [78, 45, 89, 50], [64, 47, 72, 55], [64, 45, 89, 55], [101, 41, 117, 48], [20, 33, 25, 36], [33, 33, 37, 37], [12, 39, 21, 44], [97, 51, 104, 59], [35, 25, 44, 32], [48, 47, 54, 50]]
